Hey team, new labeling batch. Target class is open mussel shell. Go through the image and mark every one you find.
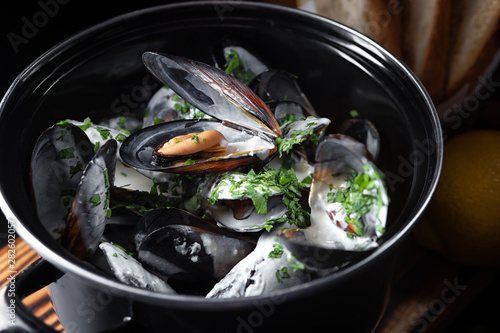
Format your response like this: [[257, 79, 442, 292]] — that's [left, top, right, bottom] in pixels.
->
[[120, 52, 286, 174], [279, 136, 388, 270], [138, 224, 255, 280], [202, 194, 288, 233], [249, 69, 318, 117], [61, 140, 117, 259], [120, 119, 276, 174], [337, 118, 380, 161], [30, 123, 95, 239], [142, 52, 281, 137], [135, 207, 226, 247], [212, 36, 269, 81], [279, 228, 375, 270], [135, 208, 256, 280], [99, 242, 176, 294], [313, 137, 388, 241], [200, 171, 288, 232]]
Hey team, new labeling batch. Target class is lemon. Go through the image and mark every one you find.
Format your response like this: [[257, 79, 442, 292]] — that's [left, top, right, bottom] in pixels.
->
[[414, 130, 500, 266]]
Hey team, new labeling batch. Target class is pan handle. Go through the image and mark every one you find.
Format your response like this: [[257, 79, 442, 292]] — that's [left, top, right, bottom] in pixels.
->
[[0, 258, 149, 333], [0, 258, 60, 333]]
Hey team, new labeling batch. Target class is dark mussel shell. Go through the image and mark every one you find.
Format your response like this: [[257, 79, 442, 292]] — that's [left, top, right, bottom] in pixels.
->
[[142, 52, 281, 137], [120, 119, 276, 174], [30, 123, 95, 239], [99, 241, 176, 294], [135, 208, 255, 280], [249, 69, 318, 117], [135, 207, 226, 247], [61, 140, 118, 259], [337, 118, 380, 161], [119, 52, 286, 174], [279, 228, 375, 270]]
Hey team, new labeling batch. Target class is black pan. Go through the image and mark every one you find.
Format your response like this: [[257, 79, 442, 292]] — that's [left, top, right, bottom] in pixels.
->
[[0, 2, 443, 332]]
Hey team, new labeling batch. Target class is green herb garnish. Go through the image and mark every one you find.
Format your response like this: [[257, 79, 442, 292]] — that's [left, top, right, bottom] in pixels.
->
[[268, 242, 284, 259], [78, 117, 93, 131], [96, 127, 111, 140], [210, 168, 309, 229], [89, 193, 101, 208], [327, 164, 386, 237], [276, 266, 290, 283], [277, 116, 321, 157], [223, 50, 256, 85], [191, 133, 200, 144], [56, 147, 75, 160]]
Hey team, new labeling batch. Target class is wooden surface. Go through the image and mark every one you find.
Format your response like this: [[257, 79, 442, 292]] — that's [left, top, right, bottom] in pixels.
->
[[1, 237, 498, 333], [0, 238, 64, 332]]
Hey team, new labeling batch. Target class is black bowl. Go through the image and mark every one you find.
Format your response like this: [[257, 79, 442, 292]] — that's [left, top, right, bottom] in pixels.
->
[[0, 2, 443, 332]]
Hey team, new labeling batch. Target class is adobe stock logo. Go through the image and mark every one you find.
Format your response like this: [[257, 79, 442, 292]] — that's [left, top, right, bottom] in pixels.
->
[[7, 0, 71, 54]]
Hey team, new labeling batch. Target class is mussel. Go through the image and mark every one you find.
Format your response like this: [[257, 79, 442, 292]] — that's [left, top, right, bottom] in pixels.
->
[[28, 45, 391, 298], [249, 69, 318, 117], [279, 136, 389, 270], [338, 118, 381, 161], [135, 208, 256, 280], [207, 225, 311, 298], [30, 122, 95, 238], [201, 171, 289, 232], [61, 140, 118, 259], [120, 52, 282, 174], [99, 242, 176, 294]]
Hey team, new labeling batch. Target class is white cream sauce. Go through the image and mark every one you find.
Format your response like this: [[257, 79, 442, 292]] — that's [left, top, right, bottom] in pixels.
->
[[306, 173, 379, 251]]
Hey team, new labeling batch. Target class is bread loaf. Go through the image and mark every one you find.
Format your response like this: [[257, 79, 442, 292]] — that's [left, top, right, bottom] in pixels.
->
[[297, 0, 402, 58], [444, 0, 500, 98], [296, 0, 500, 107], [401, 0, 450, 101]]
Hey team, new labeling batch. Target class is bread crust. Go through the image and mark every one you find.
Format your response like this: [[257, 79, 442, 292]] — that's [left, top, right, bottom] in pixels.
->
[[444, 0, 500, 99], [303, 0, 402, 57], [402, 0, 450, 101], [296, 0, 500, 107]]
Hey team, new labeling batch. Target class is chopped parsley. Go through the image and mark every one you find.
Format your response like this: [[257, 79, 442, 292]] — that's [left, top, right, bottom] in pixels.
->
[[223, 50, 256, 85], [268, 242, 284, 258], [69, 161, 83, 179], [327, 164, 386, 237], [191, 133, 200, 144], [276, 116, 321, 157], [154, 117, 165, 125], [276, 266, 290, 283], [115, 130, 129, 143], [77, 117, 93, 131], [96, 127, 112, 140], [117, 116, 127, 129], [209, 168, 309, 229], [56, 147, 75, 160], [89, 193, 101, 208]]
